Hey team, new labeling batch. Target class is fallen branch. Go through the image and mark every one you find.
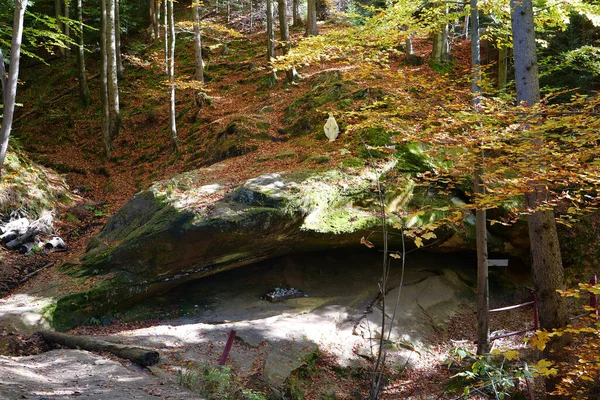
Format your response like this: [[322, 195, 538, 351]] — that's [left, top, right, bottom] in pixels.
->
[[19, 262, 53, 284], [39, 330, 160, 366]]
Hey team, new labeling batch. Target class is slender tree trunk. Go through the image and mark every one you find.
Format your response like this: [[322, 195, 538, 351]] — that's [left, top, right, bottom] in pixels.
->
[[77, 0, 91, 107], [163, 0, 168, 74], [511, 0, 567, 331], [498, 44, 508, 90], [149, 0, 156, 40], [277, 0, 296, 81], [292, 0, 300, 26], [55, 0, 66, 57], [193, 3, 204, 83], [64, 0, 71, 57], [471, 0, 489, 356], [106, 0, 120, 141], [305, 0, 318, 36], [100, 0, 111, 157], [115, 0, 123, 76], [167, 0, 178, 152], [266, 0, 277, 84], [0, 0, 28, 176]]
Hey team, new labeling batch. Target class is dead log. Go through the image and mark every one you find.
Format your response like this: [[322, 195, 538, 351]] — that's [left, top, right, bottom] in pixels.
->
[[39, 330, 160, 366]]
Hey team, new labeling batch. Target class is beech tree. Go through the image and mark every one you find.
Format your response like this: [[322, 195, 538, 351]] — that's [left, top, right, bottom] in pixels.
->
[[266, 0, 277, 84], [193, 1, 204, 83], [306, 0, 318, 36], [0, 0, 28, 176], [470, 0, 490, 356], [76, 0, 91, 107], [277, 0, 296, 81], [104, 0, 121, 151], [100, 0, 111, 156], [292, 0, 300, 26], [511, 0, 567, 331], [166, 0, 178, 152]]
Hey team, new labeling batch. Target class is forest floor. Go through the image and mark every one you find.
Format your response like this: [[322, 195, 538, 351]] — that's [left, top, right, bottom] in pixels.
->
[[0, 3, 597, 399]]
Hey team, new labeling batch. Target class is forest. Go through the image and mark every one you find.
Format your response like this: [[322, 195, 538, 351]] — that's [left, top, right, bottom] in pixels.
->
[[0, 0, 600, 398]]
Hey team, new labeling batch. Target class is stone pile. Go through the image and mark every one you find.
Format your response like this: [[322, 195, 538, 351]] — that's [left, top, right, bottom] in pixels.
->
[[0, 211, 66, 254]]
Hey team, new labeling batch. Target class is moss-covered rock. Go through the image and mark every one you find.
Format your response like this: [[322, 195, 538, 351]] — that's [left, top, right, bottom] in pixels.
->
[[50, 166, 392, 329], [49, 160, 529, 330], [0, 147, 71, 218]]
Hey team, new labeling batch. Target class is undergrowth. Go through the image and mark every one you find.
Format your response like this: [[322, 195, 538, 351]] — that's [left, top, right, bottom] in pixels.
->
[[177, 365, 266, 400]]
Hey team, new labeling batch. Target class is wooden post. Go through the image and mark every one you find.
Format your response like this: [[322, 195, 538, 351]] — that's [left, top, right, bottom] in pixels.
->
[[218, 330, 236, 366]]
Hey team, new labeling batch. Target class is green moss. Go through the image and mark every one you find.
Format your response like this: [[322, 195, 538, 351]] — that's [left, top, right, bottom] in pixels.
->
[[0, 148, 71, 218], [304, 155, 330, 164], [340, 157, 364, 169], [275, 149, 298, 159]]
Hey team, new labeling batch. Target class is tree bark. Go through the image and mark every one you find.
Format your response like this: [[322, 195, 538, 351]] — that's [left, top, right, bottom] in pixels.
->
[[100, 0, 111, 157], [64, 0, 71, 57], [149, 0, 157, 40], [0, 0, 28, 176], [292, 0, 301, 26], [511, 0, 539, 106], [498, 44, 508, 90], [55, 0, 66, 57], [167, 0, 178, 152], [277, 0, 296, 81], [511, 0, 567, 331], [39, 330, 160, 366], [266, 0, 277, 84], [305, 0, 318, 36], [471, 0, 489, 355], [115, 0, 123, 76], [106, 0, 120, 141], [163, 0, 168, 74], [77, 0, 91, 107], [193, 2, 204, 83]]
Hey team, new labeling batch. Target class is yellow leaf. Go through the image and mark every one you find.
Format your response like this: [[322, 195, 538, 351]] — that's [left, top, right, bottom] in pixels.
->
[[421, 232, 437, 240], [414, 237, 423, 248], [361, 237, 374, 249], [389, 253, 401, 259], [503, 350, 520, 361]]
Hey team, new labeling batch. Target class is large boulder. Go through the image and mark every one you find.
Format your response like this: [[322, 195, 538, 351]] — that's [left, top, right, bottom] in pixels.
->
[[50, 166, 394, 329], [48, 162, 528, 330]]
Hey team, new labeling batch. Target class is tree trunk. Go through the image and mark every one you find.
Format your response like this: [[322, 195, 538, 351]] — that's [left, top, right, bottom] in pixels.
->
[[100, 0, 111, 157], [149, 0, 156, 40], [471, 0, 489, 355], [0, 0, 28, 176], [77, 0, 91, 107], [64, 0, 71, 57], [511, 0, 567, 331], [115, 0, 123, 76], [167, 0, 178, 152], [305, 0, 318, 36], [39, 331, 160, 366], [292, 0, 301, 26], [511, 0, 539, 106], [266, 0, 277, 84], [277, 0, 296, 81], [163, 0, 168, 74], [193, 3, 204, 83], [55, 0, 66, 57], [106, 0, 120, 140], [498, 44, 508, 90]]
